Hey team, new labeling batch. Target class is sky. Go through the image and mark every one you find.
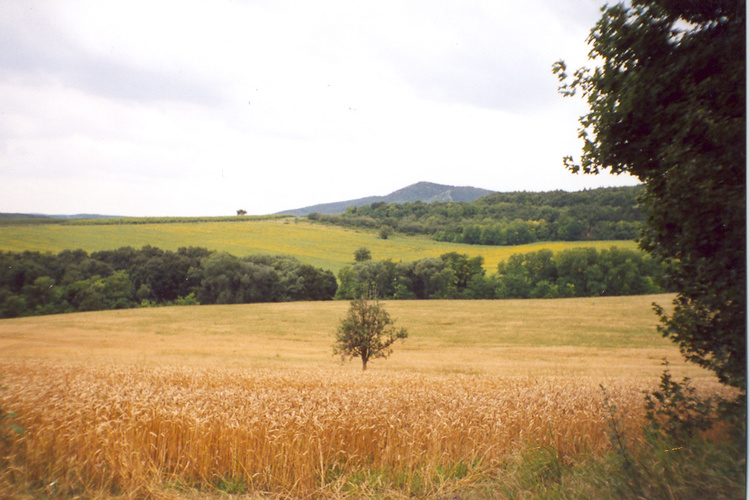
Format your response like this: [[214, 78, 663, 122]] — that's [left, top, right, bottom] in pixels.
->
[[0, 0, 641, 217]]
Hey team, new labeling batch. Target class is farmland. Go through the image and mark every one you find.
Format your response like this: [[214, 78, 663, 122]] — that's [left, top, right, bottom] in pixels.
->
[[0, 217, 638, 273], [0, 296, 689, 374], [0, 296, 741, 498], [0, 219, 742, 498]]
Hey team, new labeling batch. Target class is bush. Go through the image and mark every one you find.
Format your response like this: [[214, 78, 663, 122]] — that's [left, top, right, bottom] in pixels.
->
[[0, 380, 23, 455], [379, 226, 393, 240], [644, 362, 716, 441]]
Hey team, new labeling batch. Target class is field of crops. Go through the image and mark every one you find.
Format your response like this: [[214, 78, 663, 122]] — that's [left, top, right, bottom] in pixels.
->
[[0, 296, 735, 498], [0, 219, 739, 497], [0, 217, 638, 273], [0, 363, 663, 498]]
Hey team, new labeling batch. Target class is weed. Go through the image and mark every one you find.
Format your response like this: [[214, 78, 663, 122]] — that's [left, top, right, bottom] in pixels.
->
[[0, 378, 23, 449], [600, 384, 637, 475], [644, 361, 716, 440], [214, 475, 247, 494], [517, 444, 564, 488]]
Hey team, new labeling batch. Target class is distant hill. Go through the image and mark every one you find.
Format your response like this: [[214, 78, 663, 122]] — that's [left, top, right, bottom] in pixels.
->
[[277, 182, 496, 216], [307, 185, 645, 244], [0, 213, 51, 220], [0, 213, 120, 220]]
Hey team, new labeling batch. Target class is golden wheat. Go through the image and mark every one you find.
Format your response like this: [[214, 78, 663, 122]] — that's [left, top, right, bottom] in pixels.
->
[[0, 361, 728, 497]]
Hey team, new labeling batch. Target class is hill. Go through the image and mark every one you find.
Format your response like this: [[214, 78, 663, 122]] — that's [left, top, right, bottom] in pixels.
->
[[312, 185, 645, 244], [277, 181, 495, 216], [0, 218, 637, 275], [0, 213, 120, 221]]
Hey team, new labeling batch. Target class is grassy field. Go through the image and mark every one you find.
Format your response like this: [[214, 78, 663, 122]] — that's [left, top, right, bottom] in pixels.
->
[[1, 295, 741, 498], [0, 294, 698, 377], [0, 217, 638, 273]]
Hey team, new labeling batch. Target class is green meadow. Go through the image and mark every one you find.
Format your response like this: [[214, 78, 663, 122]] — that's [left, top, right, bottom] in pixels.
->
[[0, 217, 638, 272]]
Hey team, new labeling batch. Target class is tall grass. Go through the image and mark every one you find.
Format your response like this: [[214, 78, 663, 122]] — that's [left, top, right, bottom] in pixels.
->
[[0, 296, 739, 497], [0, 362, 688, 498]]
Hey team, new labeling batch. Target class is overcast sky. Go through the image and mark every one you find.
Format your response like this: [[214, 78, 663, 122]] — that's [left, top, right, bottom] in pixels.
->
[[0, 0, 640, 217]]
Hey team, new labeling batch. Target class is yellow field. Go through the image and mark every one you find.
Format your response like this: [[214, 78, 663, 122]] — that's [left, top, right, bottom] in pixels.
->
[[0, 295, 701, 376], [0, 363, 662, 498], [0, 295, 731, 498], [0, 218, 638, 272]]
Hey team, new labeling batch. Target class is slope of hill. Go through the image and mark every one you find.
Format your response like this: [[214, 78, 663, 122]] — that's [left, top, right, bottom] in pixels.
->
[[310, 185, 645, 244], [277, 181, 495, 216], [0, 213, 120, 220], [0, 218, 637, 274]]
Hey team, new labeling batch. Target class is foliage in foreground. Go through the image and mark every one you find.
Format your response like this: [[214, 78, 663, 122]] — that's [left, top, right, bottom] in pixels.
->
[[555, 0, 746, 407], [500, 433, 745, 500]]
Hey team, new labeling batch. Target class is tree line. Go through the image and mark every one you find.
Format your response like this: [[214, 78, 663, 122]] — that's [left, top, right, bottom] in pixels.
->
[[308, 185, 644, 245], [0, 244, 667, 319], [336, 247, 666, 300], [0, 246, 337, 318]]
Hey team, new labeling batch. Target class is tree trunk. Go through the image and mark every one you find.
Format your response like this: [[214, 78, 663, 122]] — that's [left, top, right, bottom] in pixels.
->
[[361, 355, 368, 371]]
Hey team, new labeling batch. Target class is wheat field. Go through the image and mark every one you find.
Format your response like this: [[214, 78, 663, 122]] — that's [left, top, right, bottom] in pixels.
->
[[0, 296, 728, 498], [0, 363, 672, 498]]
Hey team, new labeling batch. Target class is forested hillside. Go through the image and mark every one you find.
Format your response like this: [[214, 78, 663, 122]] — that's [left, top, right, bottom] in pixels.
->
[[0, 186, 652, 319], [309, 185, 644, 245], [278, 181, 495, 216]]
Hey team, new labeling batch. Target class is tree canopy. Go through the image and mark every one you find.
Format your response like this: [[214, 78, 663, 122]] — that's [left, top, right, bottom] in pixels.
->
[[0, 247, 338, 318], [335, 248, 665, 301], [333, 298, 408, 370], [554, 0, 745, 398]]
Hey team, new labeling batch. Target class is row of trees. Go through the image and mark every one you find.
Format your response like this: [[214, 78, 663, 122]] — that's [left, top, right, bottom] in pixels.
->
[[0, 246, 337, 318], [336, 247, 666, 301], [308, 186, 644, 244], [1, 245, 666, 318]]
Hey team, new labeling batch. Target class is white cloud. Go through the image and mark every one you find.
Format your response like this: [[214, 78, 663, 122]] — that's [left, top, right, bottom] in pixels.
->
[[0, 0, 637, 216]]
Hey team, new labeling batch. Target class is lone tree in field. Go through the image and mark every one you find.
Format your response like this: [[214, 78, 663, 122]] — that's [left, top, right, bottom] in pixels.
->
[[554, 0, 745, 416], [354, 247, 372, 262], [333, 297, 407, 370]]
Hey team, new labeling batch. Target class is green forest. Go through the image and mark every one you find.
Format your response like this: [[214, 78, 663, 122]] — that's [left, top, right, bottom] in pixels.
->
[[0, 247, 337, 318], [336, 246, 665, 300], [0, 244, 667, 319], [309, 185, 644, 244]]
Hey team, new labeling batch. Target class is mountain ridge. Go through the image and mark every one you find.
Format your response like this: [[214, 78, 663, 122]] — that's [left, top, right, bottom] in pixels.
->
[[277, 181, 495, 216]]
